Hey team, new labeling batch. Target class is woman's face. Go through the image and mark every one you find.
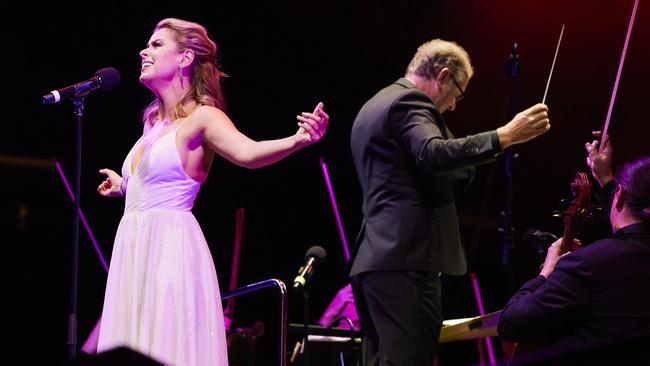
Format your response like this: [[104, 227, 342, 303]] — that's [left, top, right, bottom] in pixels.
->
[[139, 28, 183, 88]]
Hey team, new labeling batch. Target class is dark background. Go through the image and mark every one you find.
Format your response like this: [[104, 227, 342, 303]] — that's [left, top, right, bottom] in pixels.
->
[[3, 0, 648, 364]]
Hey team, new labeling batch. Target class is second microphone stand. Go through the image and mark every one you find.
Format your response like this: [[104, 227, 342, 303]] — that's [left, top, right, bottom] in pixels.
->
[[502, 43, 520, 297], [302, 286, 312, 366]]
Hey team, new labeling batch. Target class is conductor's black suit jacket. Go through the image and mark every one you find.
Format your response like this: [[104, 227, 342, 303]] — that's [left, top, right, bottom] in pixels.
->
[[349, 78, 503, 277]]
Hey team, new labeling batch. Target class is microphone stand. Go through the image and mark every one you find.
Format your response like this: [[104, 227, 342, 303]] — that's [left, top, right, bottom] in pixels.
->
[[67, 96, 85, 361], [302, 286, 311, 366], [502, 44, 520, 296]]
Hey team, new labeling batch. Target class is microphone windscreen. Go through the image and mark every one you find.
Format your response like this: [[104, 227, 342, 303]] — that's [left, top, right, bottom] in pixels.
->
[[521, 229, 539, 243], [305, 245, 326, 262], [96, 67, 121, 91]]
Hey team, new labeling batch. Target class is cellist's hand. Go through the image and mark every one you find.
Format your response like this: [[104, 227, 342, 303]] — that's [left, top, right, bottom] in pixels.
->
[[585, 131, 614, 187], [540, 238, 581, 278]]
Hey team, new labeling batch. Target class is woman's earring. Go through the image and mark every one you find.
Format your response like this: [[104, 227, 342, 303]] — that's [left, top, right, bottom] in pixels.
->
[[179, 65, 184, 88]]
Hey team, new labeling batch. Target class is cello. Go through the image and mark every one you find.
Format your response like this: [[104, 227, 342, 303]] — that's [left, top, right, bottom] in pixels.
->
[[507, 172, 591, 360]]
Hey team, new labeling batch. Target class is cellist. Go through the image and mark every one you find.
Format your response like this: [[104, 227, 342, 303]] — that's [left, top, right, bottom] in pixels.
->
[[498, 134, 650, 365]]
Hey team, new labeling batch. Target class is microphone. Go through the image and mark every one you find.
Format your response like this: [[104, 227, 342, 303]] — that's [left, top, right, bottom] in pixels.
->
[[522, 229, 559, 265], [42, 67, 120, 104], [522, 229, 559, 242], [293, 245, 326, 290]]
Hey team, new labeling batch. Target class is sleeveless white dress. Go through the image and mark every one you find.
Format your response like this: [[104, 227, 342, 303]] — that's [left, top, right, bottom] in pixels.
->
[[97, 123, 228, 366]]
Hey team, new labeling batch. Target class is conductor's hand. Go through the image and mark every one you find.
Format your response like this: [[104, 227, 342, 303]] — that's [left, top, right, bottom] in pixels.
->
[[295, 101, 330, 146], [497, 103, 551, 148], [97, 168, 124, 197]]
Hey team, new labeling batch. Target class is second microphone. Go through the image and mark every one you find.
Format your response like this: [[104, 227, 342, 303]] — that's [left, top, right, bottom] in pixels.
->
[[293, 245, 327, 291]]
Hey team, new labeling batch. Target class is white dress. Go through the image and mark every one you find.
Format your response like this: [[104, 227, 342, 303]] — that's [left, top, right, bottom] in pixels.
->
[[97, 122, 228, 366]]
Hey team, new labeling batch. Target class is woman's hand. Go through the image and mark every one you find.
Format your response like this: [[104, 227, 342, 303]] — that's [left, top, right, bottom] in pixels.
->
[[97, 168, 124, 197], [295, 101, 330, 145]]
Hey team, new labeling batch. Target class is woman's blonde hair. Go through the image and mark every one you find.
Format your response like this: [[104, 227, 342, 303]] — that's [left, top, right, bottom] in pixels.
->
[[142, 18, 227, 127]]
